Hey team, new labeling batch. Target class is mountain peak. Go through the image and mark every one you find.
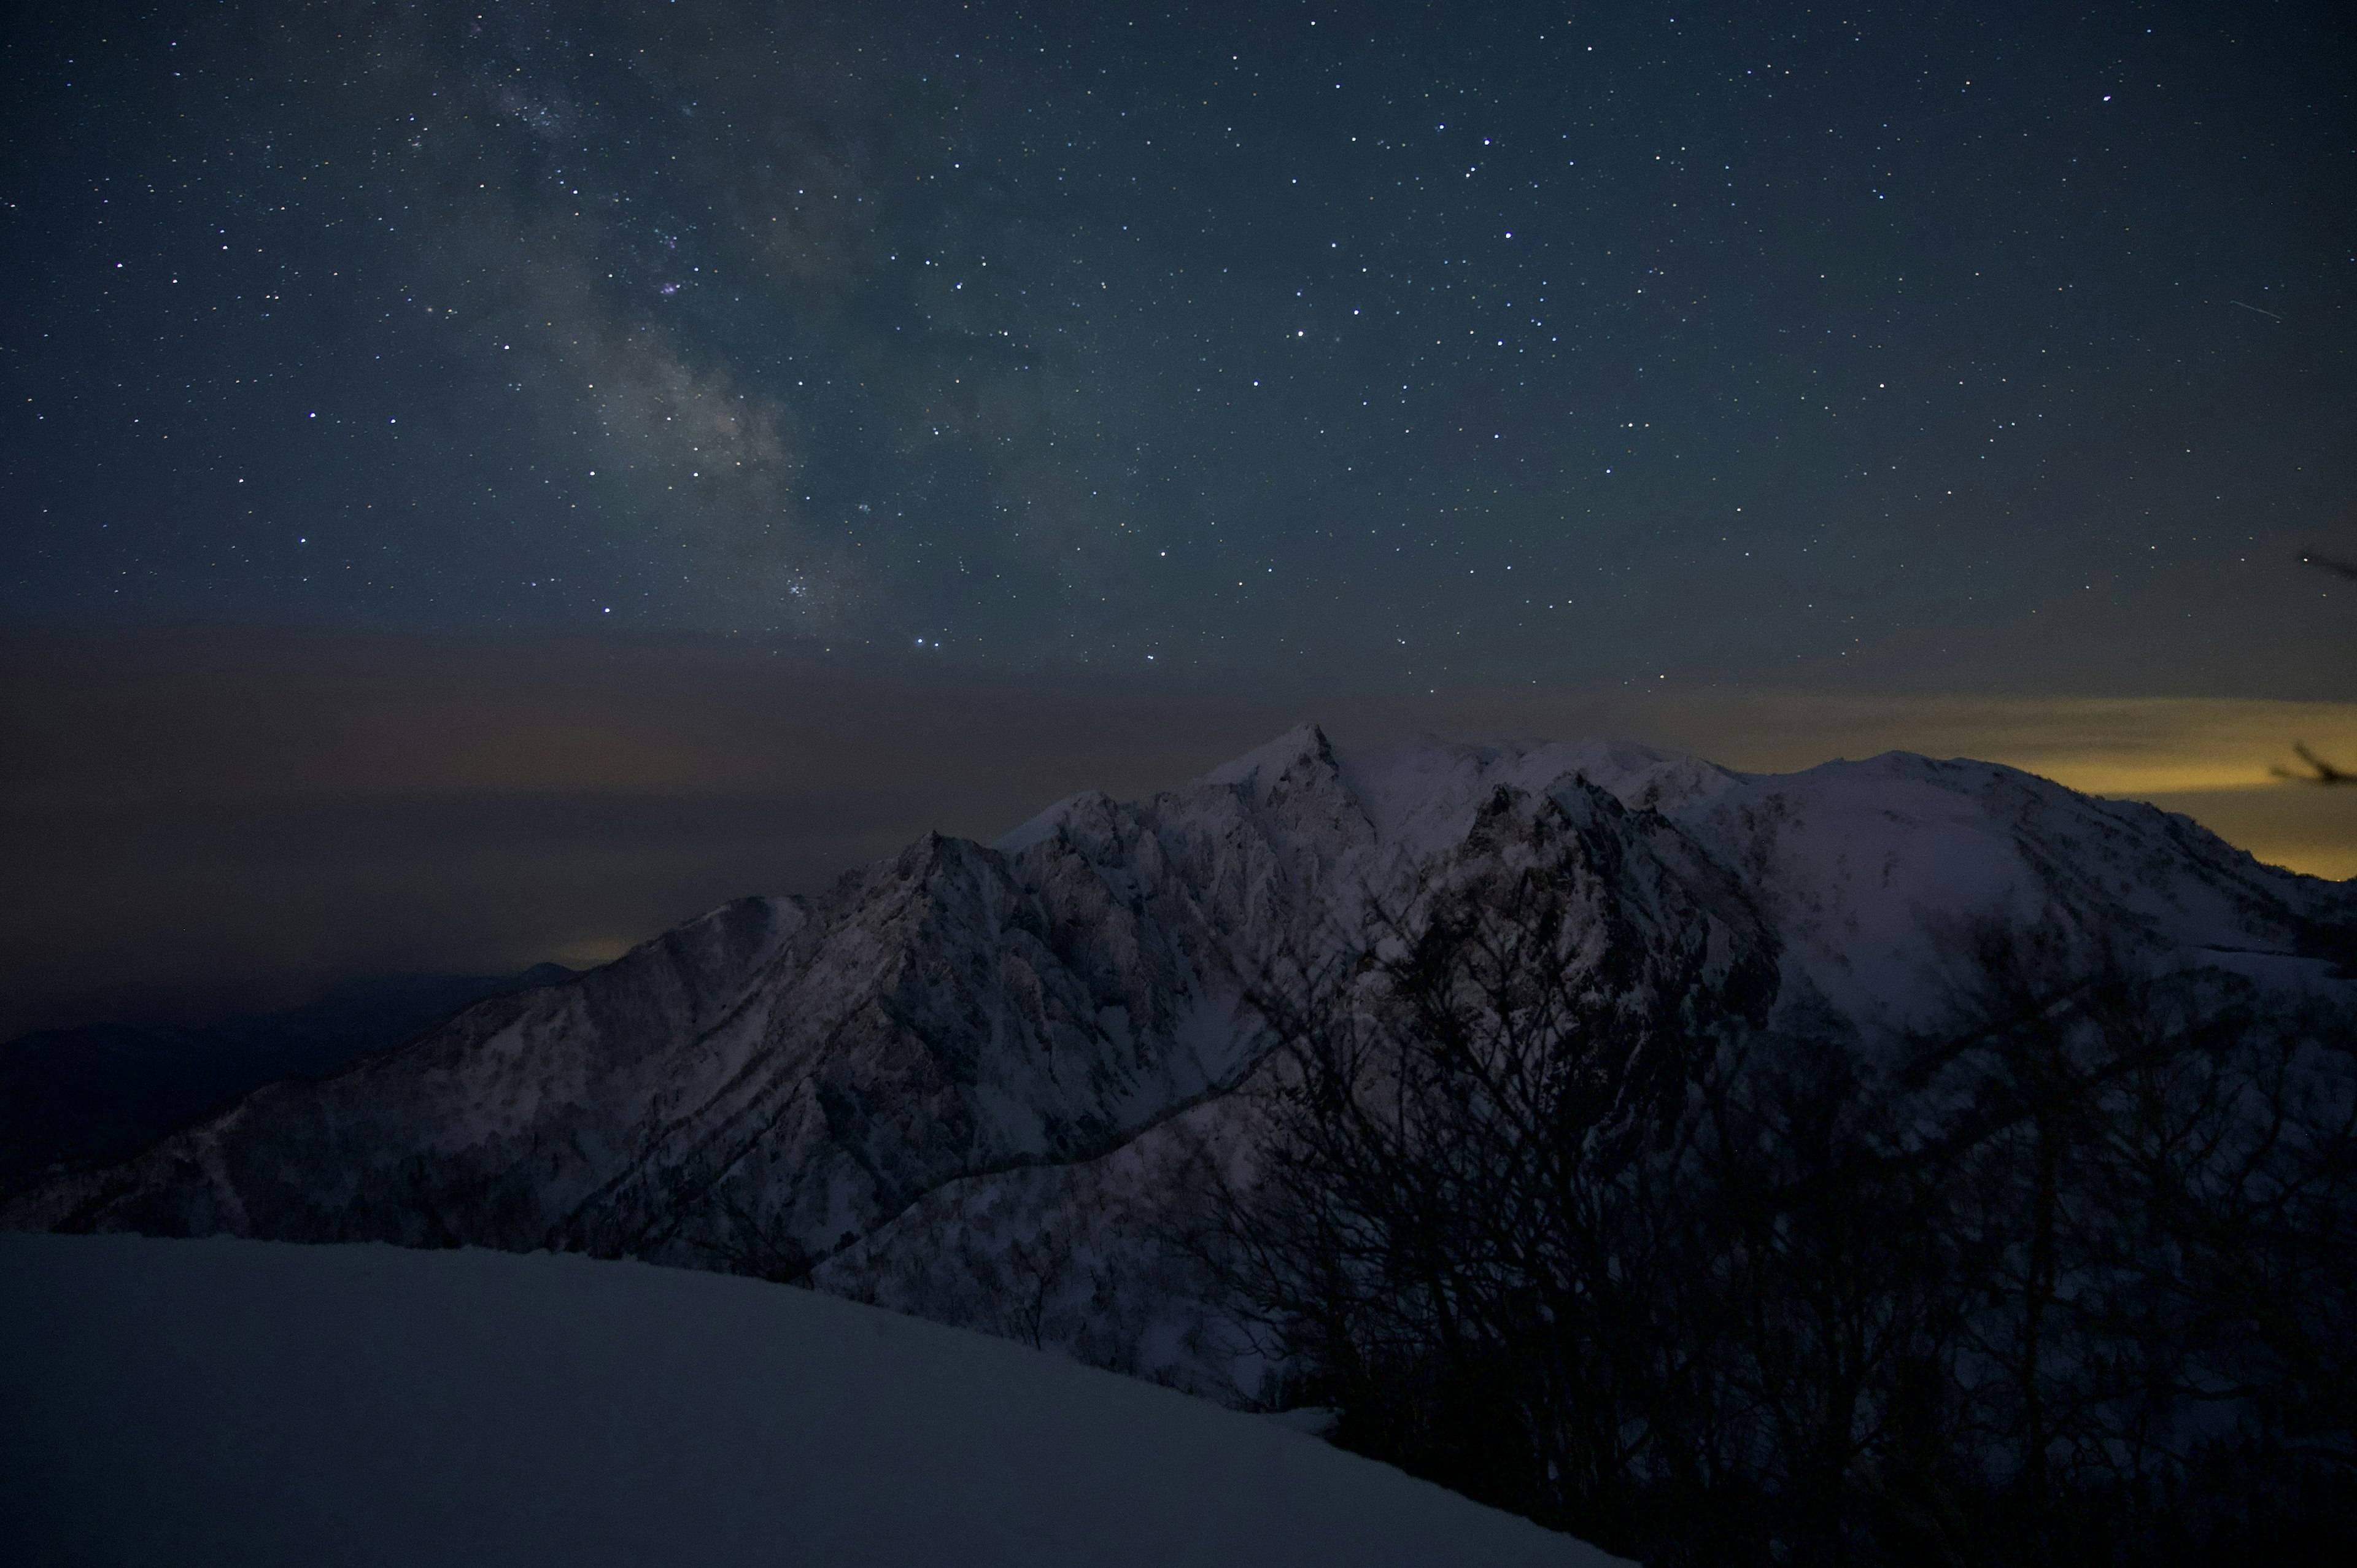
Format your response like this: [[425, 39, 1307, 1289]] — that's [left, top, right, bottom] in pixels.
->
[[1202, 721, 1336, 794], [10, 722, 2351, 1404]]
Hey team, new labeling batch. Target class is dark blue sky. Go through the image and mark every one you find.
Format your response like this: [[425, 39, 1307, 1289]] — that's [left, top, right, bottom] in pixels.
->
[[8, 0, 2351, 692], [4, 1, 2356, 1032]]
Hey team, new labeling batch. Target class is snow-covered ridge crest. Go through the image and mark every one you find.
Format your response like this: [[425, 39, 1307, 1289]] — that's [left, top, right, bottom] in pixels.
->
[[6, 724, 2350, 1393]]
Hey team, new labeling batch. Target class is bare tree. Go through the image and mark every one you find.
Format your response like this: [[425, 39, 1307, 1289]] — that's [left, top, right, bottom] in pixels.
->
[[1201, 894, 2357, 1566], [2274, 552, 2357, 783], [2274, 741, 2354, 787], [1002, 1222, 1077, 1350], [695, 1191, 817, 1285]]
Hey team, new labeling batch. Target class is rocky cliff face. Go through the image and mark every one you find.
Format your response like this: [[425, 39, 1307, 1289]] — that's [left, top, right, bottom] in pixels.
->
[[11, 725, 2351, 1392]]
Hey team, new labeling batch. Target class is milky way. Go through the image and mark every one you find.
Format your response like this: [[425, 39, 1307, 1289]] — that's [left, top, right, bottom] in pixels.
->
[[6, 1, 2351, 693]]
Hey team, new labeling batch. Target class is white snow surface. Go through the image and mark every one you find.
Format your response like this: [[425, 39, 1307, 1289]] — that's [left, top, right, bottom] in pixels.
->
[[0, 1233, 1627, 1568], [1328, 732, 1741, 857]]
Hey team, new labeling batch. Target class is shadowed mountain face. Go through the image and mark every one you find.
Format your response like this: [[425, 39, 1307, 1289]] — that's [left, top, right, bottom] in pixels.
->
[[9, 726, 2352, 1388]]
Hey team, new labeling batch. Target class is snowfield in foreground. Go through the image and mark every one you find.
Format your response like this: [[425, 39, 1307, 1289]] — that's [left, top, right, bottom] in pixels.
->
[[0, 1235, 1625, 1567]]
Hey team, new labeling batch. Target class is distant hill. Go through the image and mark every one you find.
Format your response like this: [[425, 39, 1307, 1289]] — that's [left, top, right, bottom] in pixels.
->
[[0, 965, 576, 1180]]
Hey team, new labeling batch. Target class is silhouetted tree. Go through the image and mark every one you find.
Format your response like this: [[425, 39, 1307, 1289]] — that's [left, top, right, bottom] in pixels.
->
[[2275, 552, 2357, 783], [696, 1192, 817, 1285], [1200, 898, 2357, 1566]]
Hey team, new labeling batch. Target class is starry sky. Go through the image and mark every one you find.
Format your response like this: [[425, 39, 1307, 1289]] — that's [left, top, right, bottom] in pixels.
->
[[2, 0, 2353, 1030]]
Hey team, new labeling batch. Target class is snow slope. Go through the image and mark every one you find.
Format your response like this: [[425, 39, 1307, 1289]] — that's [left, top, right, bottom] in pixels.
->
[[0, 1233, 1625, 1568]]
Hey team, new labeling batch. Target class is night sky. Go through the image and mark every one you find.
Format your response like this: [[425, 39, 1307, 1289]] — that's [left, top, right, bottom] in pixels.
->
[[4, 1, 2354, 1029]]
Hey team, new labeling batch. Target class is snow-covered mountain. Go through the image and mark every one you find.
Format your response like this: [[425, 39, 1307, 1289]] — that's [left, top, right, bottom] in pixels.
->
[[8, 725, 2350, 1391]]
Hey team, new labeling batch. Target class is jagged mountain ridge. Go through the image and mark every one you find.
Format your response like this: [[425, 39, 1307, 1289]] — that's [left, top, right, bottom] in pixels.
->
[[9, 725, 2351, 1388], [8, 727, 1772, 1258], [813, 734, 2357, 1389]]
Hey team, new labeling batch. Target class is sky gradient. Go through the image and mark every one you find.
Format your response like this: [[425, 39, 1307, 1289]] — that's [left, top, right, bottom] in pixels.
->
[[3, 1, 2351, 1031]]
